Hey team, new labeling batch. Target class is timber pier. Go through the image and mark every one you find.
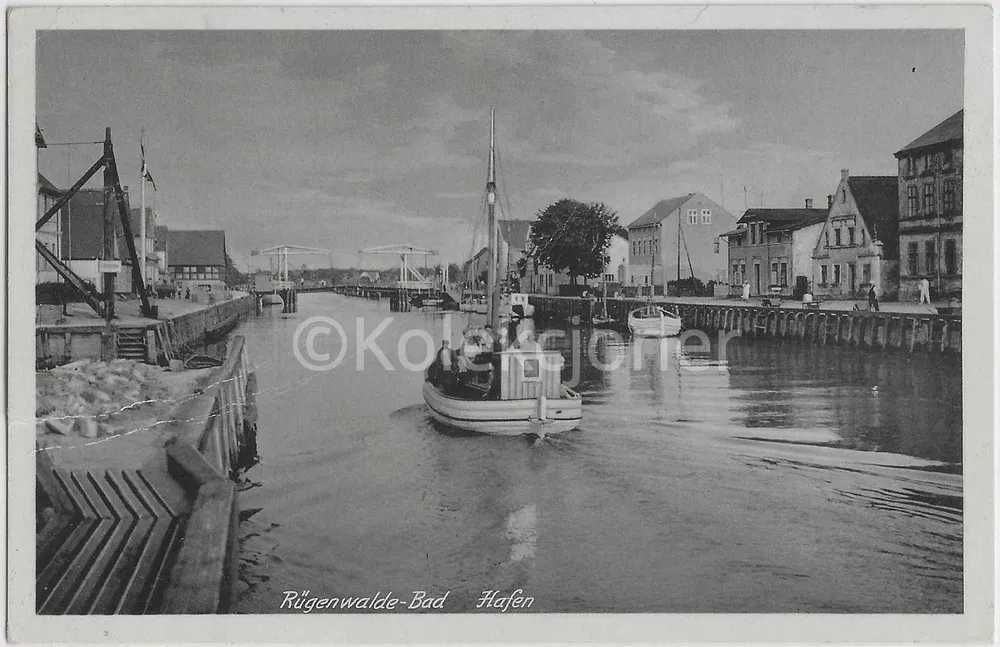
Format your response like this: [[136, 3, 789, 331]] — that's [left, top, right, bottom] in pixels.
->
[[528, 296, 961, 354]]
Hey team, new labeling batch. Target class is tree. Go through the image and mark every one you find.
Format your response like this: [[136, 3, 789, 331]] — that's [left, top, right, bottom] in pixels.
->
[[527, 199, 620, 285]]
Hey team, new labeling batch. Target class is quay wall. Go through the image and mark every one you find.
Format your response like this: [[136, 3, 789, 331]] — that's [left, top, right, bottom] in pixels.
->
[[161, 335, 259, 613], [528, 296, 962, 354], [35, 295, 255, 367]]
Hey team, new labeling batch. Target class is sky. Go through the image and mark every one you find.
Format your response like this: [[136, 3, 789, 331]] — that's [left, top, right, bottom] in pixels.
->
[[37, 30, 963, 271]]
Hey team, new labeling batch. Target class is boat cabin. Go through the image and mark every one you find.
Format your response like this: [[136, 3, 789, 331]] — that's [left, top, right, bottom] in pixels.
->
[[497, 349, 564, 401]]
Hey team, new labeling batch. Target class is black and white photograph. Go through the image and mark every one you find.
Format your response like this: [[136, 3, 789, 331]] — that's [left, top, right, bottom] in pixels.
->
[[7, 5, 995, 644]]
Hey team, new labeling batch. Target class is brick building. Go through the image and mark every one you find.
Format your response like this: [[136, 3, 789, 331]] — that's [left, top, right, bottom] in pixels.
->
[[893, 109, 963, 300]]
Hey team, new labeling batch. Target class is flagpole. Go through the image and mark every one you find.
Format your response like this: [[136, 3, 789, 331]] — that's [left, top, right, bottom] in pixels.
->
[[139, 129, 147, 292], [140, 159, 146, 291]]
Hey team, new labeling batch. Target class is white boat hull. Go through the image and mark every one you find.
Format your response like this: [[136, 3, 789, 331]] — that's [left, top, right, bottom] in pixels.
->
[[628, 309, 682, 337], [422, 382, 582, 435]]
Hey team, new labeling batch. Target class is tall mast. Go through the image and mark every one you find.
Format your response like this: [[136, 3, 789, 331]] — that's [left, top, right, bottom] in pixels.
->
[[486, 107, 499, 328]]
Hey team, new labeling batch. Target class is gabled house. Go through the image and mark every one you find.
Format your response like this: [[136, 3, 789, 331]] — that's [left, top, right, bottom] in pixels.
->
[[894, 109, 963, 300], [811, 170, 899, 298], [725, 201, 828, 296], [626, 193, 735, 293], [166, 230, 227, 292]]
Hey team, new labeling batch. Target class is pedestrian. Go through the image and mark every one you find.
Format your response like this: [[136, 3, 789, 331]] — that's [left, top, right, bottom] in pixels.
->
[[185, 287, 191, 300], [918, 277, 931, 304], [741, 281, 751, 302], [867, 284, 879, 312]]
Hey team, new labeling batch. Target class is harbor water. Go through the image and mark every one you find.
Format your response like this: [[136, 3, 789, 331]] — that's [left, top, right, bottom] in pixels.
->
[[235, 292, 961, 613]]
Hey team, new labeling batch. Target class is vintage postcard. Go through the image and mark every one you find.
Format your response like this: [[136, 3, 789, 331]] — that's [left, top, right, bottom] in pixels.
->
[[6, 4, 994, 644]]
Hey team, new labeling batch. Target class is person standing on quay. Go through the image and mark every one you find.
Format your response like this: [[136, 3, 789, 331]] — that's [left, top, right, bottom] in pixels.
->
[[742, 281, 751, 302], [918, 277, 931, 304], [868, 284, 879, 312]]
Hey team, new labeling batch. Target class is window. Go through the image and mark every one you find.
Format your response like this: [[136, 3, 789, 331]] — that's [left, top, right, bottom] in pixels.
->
[[907, 242, 919, 276], [713, 240, 720, 254], [750, 224, 757, 245], [944, 239, 957, 274], [841, 188, 847, 203], [604, 273, 615, 283], [907, 185, 918, 217], [833, 264, 841, 286], [732, 264, 740, 283], [860, 229, 865, 245], [925, 240, 936, 274], [943, 179, 956, 215], [862, 263, 871, 285], [847, 227, 855, 245], [923, 182, 935, 215], [834, 228, 842, 246], [688, 209, 698, 225], [821, 265, 828, 285], [701, 209, 712, 224], [780, 262, 788, 286], [824, 230, 830, 247], [770, 262, 778, 286]]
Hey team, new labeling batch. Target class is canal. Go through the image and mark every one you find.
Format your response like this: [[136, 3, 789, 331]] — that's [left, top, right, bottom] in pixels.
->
[[234, 292, 962, 613]]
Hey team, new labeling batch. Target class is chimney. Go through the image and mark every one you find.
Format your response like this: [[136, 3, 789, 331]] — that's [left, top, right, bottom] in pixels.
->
[[827, 194, 834, 208], [805, 198, 813, 209], [840, 168, 849, 181]]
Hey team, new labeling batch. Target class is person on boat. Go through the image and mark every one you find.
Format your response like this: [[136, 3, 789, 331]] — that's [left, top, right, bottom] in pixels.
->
[[483, 325, 504, 399]]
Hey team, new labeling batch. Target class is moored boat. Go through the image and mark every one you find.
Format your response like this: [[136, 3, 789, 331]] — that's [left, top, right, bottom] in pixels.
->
[[628, 304, 681, 337]]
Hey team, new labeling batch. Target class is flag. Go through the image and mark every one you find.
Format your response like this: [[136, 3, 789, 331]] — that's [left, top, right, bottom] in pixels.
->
[[143, 165, 157, 191], [139, 130, 157, 190]]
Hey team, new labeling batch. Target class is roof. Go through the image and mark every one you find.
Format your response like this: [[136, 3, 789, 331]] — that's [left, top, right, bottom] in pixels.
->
[[38, 173, 61, 196], [896, 109, 963, 156], [60, 189, 117, 258], [721, 228, 744, 238], [166, 230, 227, 267], [628, 195, 693, 228], [154, 225, 169, 251], [498, 220, 533, 249], [738, 208, 828, 232], [848, 176, 900, 259]]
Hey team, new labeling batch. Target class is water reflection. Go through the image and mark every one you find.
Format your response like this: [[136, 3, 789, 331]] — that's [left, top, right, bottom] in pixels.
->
[[235, 294, 962, 614]]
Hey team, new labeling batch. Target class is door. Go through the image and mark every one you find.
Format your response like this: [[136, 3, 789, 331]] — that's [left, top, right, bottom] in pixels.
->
[[754, 263, 761, 295]]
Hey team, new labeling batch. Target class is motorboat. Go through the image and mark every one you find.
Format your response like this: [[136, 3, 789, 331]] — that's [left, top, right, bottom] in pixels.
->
[[423, 108, 582, 437]]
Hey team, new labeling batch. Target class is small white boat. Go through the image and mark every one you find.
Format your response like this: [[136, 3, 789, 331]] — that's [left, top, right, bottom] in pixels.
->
[[628, 304, 681, 337], [260, 292, 283, 306], [459, 299, 488, 314]]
